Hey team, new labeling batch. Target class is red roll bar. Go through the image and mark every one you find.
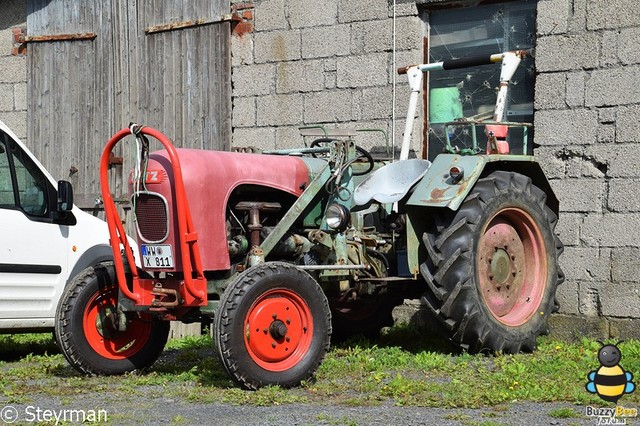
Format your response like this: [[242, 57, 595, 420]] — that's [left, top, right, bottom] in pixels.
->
[[99, 126, 206, 304]]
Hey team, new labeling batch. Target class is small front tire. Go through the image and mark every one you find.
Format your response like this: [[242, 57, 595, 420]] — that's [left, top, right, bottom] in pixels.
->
[[55, 262, 169, 375], [214, 262, 331, 390]]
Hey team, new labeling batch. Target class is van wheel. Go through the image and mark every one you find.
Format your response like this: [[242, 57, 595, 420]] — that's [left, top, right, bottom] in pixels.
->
[[55, 262, 169, 375]]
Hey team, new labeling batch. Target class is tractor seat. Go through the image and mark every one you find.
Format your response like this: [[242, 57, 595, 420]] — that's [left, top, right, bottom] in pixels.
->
[[353, 159, 431, 206]]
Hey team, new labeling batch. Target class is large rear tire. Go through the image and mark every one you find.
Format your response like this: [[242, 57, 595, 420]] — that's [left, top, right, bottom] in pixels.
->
[[214, 262, 331, 390], [420, 171, 564, 353], [55, 262, 169, 375]]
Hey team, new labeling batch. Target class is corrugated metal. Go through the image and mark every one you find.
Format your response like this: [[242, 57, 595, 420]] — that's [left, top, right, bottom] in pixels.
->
[[26, 0, 231, 209]]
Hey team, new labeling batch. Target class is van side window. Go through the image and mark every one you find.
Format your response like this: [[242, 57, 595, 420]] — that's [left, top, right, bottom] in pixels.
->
[[0, 137, 14, 206], [0, 132, 49, 216]]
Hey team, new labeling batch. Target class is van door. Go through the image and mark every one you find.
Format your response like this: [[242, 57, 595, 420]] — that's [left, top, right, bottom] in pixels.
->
[[0, 131, 69, 326]]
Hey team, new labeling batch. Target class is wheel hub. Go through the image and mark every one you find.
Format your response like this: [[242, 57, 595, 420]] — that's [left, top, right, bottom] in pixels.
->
[[244, 290, 312, 368], [95, 305, 118, 339], [478, 218, 526, 318]]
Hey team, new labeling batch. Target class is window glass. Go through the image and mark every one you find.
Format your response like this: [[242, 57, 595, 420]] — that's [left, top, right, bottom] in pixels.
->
[[10, 139, 48, 216], [0, 137, 14, 206], [425, 0, 536, 160]]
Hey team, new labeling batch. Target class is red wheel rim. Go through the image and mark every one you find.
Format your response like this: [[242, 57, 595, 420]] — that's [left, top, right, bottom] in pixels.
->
[[477, 207, 548, 326], [82, 285, 153, 360], [244, 288, 313, 372]]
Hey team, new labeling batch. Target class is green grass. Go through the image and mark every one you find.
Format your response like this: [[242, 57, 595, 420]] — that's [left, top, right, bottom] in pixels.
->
[[0, 327, 638, 411]]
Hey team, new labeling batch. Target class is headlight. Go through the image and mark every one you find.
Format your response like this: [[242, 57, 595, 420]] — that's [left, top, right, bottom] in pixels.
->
[[325, 203, 350, 231]]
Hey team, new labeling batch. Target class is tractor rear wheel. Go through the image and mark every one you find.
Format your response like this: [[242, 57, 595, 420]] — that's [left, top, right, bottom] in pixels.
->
[[215, 262, 331, 390], [55, 262, 169, 375], [420, 171, 564, 353]]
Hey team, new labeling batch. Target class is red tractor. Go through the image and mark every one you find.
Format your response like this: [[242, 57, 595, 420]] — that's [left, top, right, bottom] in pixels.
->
[[55, 51, 563, 389]]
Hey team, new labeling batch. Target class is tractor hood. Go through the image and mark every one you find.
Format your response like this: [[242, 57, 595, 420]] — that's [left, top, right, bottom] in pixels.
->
[[137, 149, 311, 271]]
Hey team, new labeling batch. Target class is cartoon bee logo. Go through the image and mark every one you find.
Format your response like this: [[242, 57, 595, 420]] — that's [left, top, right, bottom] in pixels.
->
[[586, 342, 636, 403]]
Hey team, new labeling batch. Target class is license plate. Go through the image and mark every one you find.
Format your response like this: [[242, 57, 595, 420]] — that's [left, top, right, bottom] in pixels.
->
[[141, 244, 174, 269]]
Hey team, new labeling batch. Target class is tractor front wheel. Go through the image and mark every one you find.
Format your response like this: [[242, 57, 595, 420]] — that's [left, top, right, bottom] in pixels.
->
[[55, 262, 169, 375], [214, 262, 331, 390], [420, 171, 564, 353]]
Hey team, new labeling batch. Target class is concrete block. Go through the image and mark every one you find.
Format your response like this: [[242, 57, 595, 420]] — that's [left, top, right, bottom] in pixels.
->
[[608, 179, 640, 212], [254, 0, 287, 31], [276, 59, 325, 94], [232, 63, 275, 97], [394, 17, 423, 51], [361, 20, 392, 53], [534, 72, 566, 110], [232, 96, 256, 128], [0, 29, 14, 57], [599, 107, 617, 124], [560, 247, 611, 282], [564, 151, 607, 178], [325, 71, 337, 89], [537, 0, 570, 35], [555, 213, 583, 246], [0, 55, 26, 83], [609, 318, 640, 340], [578, 282, 606, 316], [256, 93, 303, 126], [303, 90, 353, 123], [531, 146, 566, 179], [565, 72, 585, 108], [361, 86, 393, 120], [615, 105, 640, 143], [0, 84, 14, 111], [0, 111, 26, 139], [611, 247, 640, 282], [391, 2, 418, 17], [231, 34, 254, 67], [619, 27, 640, 65], [534, 109, 598, 146], [600, 30, 619, 67], [254, 30, 301, 63], [569, 0, 587, 33], [232, 127, 276, 150], [586, 144, 640, 178], [581, 213, 640, 247], [274, 126, 304, 149], [288, 0, 337, 28], [596, 124, 615, 144], [599, 282, 640, 318], [338, 0, 388, 23], [301, 25, 351, 59], [337, 53, 388, 88], [13, 82, 26, 111], [586, 0, 640, 30], [554, 279, 579, 315], [586, 66, 640, 107], [548, 314, 609, 342], [535, 34, 599, 72]]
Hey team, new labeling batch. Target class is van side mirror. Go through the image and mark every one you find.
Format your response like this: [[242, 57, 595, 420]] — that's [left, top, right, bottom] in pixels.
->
[[57, 180, 74, 212]]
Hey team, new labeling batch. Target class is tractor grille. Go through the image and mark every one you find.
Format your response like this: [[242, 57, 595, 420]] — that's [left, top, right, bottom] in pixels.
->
[[133, 192, 169, 243]]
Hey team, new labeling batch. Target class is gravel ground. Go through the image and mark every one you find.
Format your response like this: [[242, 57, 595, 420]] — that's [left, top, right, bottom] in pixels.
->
[[0, 396, 603, 425]]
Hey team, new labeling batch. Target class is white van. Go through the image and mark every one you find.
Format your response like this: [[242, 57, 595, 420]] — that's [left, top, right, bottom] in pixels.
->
[[0, 120, 121, 332]]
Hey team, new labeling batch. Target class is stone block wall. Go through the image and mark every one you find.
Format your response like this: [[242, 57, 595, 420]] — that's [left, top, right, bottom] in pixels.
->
[[0, 0, 27, 141], [230, 0, 423, 152], [535, 0, 640, 339], [233, 0, 640, 340]]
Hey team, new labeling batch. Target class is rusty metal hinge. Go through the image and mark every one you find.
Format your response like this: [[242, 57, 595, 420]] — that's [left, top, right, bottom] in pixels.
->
[[145, 13, 240, 35], [24, 33, 97, 43]]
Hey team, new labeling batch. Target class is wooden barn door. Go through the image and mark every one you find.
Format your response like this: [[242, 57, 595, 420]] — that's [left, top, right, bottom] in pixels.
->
[[26, 0, 231, 212]]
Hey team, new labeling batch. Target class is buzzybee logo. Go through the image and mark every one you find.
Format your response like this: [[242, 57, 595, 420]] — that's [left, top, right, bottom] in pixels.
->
[[586, 342, 635, 403]]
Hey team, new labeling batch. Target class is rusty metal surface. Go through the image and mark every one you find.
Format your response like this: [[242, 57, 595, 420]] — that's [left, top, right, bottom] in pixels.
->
[[144, 14, 233, 34], [406, 154, 539, 211], [25, 32, 97, 42]]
